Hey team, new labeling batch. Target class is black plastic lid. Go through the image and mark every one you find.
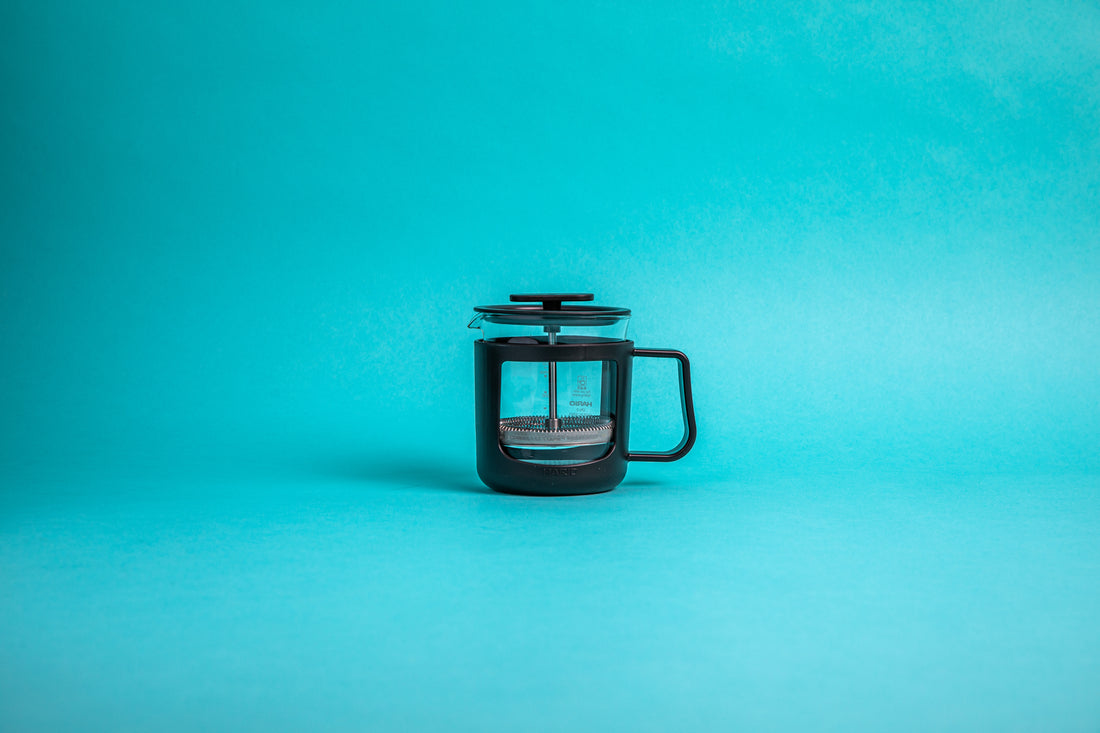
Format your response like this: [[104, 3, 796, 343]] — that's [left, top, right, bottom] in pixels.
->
[[474, 293, 630, 325]]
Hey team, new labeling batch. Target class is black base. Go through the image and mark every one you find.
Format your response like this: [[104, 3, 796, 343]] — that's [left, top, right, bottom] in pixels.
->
[[487, 482, 617, 497]]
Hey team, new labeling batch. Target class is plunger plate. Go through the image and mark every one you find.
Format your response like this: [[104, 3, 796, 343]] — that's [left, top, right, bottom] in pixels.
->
[[499, 415, 614, 447]]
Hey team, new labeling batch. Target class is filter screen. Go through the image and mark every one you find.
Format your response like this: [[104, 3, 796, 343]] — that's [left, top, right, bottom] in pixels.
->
[[498, 415, 614, 447]]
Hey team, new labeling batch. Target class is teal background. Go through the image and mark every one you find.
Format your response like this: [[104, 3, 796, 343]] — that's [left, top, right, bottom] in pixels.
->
[[2, 1, 1099, 730]]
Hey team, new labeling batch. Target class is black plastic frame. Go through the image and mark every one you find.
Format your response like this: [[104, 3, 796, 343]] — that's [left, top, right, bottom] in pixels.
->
[[474, 339, 696, 496]]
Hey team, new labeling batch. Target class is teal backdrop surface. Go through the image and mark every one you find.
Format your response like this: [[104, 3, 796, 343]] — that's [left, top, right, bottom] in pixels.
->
[[2, 1, 1099, 730]]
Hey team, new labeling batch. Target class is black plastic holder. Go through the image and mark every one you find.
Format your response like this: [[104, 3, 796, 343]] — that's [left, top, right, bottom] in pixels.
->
[[474, 338, 696, 496]]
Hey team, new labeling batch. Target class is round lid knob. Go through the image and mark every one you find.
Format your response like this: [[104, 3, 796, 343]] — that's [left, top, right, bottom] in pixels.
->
[[509, 293, 594, 311]]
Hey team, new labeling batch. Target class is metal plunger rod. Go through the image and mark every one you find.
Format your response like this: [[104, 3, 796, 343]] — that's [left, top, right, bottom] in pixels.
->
[[546, 329, 561, 430]]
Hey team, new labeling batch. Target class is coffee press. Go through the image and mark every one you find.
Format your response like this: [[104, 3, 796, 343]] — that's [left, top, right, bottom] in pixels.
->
[[468, 293, 696, 496]]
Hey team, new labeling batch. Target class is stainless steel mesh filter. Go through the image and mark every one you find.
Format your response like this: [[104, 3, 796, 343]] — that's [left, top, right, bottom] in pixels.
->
[[498, 415, 614, 466], [498, 415, 614, 448]]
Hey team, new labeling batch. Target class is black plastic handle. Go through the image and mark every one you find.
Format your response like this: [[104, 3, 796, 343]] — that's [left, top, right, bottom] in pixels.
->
[[626, 349, 697, 462]]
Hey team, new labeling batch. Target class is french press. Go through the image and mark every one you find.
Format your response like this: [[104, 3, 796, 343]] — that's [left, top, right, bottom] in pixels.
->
[[468, 293, 696, 496]]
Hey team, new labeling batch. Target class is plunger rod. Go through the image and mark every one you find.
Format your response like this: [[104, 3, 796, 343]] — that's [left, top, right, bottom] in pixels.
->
[[546, 330, 560, 430]]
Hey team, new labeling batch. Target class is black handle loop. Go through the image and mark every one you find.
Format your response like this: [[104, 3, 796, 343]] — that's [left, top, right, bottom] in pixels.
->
[[626, 349, 697, 462], [510, 293, 594, 310]]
